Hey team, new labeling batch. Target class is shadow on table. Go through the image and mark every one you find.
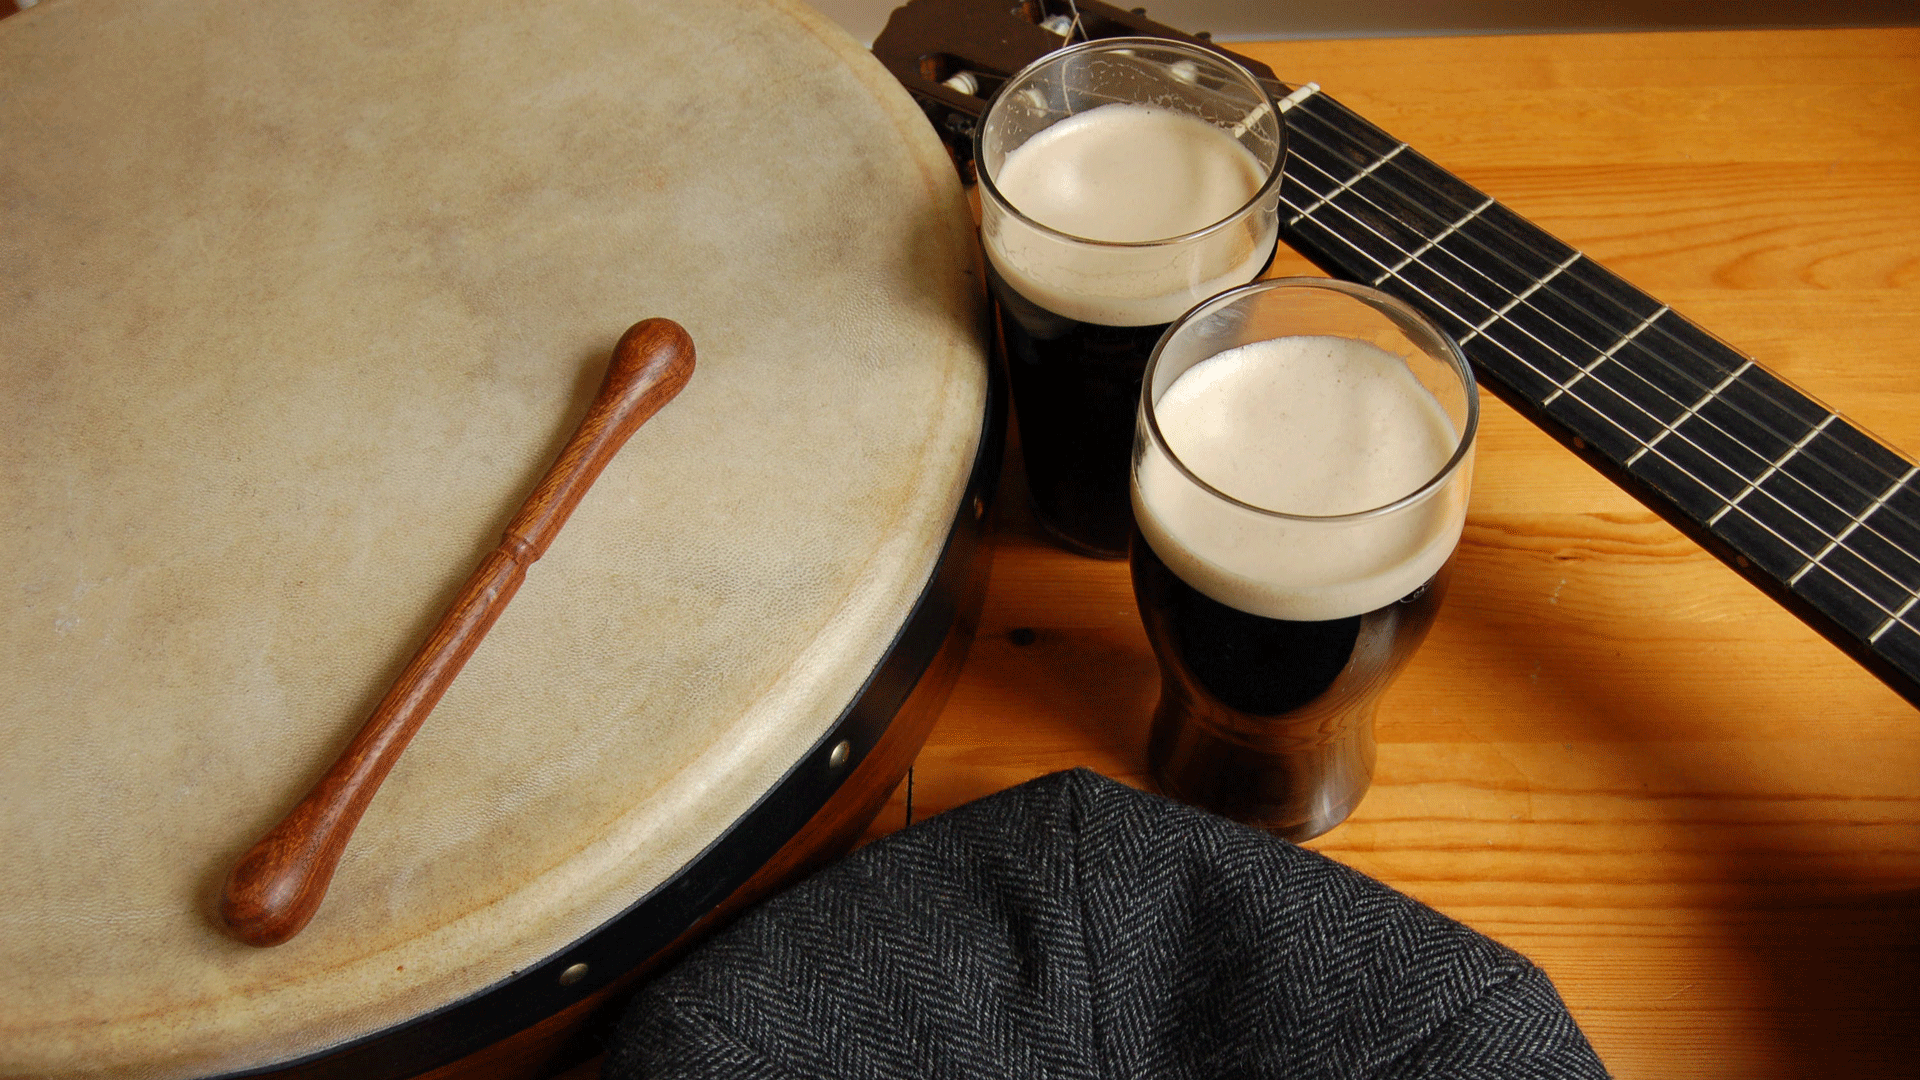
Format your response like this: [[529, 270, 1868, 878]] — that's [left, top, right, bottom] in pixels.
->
[[1448, 540, 1920, 1077]]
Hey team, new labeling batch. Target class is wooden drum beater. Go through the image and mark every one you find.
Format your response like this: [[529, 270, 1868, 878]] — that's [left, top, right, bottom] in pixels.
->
[[221, 319, 695, 947]]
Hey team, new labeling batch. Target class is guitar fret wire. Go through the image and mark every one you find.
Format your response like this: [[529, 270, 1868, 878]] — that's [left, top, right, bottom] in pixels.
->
[[1288, 94, 1920, 518], [1625, 357, 1749, 466], [1372, 197, 1495, 286], [1871, 594, 1920, 644], [1455, 252, 1580, 347], [1286, 142, 1407, 227], [1706, 408, 1836, 526], [1281, 179, 1920, 633], [1792, 465, 1920, 587], [1273, 82, 1321, 114], [1542, 306, 1673, 407], [1281, 114, 1920, 579]]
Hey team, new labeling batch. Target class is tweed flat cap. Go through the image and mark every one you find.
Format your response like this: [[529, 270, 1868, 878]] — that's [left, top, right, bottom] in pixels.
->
[[606, 769, 1608, 1078]]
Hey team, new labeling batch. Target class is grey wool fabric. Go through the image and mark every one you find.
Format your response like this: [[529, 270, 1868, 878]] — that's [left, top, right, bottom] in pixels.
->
[[605, 768, 1608, 1079]]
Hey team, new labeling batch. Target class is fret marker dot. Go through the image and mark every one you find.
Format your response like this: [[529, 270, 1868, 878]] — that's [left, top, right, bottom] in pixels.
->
[[1571, 438, 1586, 451], [1736, 556, 1751, 569]]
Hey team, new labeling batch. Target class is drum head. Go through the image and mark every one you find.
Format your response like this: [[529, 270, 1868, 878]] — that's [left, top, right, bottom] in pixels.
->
[[0, 1, 985, 1077]]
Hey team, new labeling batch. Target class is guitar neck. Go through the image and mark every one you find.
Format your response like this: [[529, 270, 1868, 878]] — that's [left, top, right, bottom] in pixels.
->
[[1274, 85, 1920, 706]]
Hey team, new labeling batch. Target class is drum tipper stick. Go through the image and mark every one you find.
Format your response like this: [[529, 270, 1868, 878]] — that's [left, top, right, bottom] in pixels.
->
[[220, 318, 696, 947]]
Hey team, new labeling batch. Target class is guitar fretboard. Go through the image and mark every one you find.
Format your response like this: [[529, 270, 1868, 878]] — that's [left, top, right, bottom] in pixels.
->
[[1273, 84, 1920, 704]]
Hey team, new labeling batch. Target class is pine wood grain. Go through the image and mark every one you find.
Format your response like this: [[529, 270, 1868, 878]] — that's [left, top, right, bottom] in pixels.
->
[[877, 28, 1920, 1079]]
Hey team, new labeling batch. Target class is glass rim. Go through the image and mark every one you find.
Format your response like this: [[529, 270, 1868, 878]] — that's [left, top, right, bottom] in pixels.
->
[[1140, 276, 1481, 523], [973, 36, 1286, 251]]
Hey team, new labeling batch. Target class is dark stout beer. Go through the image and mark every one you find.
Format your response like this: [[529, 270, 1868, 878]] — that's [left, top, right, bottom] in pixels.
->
[[1132, 322, 1473, 840], [991, 263, 1170, 555], [1132, 531, 1450, 831], [976, 45, 1284, 556], [990, 249, 1275, 556]]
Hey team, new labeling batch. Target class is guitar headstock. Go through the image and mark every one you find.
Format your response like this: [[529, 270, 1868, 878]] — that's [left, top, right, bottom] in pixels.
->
[[870, 0, 1285, 174]]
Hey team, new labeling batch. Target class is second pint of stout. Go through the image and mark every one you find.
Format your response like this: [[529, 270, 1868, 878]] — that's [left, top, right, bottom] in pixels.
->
[[1131, 280, 1477, 840], [976, 39, 1284, 557]]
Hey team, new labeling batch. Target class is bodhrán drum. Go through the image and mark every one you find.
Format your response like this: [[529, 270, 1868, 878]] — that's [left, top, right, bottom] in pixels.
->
[[0, 1, 990, 1077]]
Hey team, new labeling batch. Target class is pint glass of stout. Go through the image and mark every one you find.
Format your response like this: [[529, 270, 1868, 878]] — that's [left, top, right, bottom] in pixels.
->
[[1131, 278, 1478, 840], [976, 38, 1285, 558]]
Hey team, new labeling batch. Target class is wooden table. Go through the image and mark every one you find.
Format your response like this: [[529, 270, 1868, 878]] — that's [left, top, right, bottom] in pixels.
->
[[870, 27, 1920, 1079]]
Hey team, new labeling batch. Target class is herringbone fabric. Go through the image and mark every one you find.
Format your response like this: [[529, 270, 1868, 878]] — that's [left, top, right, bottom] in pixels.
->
[[606, 769, 1608, 1079]]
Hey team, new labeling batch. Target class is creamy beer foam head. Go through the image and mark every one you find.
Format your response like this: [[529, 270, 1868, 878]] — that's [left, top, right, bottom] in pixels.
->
[[1134, 335, 1470, 621], [983, 103, 1276, 326], [995, 104, 1264, 243]]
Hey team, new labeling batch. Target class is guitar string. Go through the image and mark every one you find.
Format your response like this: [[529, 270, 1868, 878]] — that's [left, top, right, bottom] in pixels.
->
[[1273, 143, 1850, 538], [1278, 135, 1920, 561], [1284, 94, 1920, 509], [1290, 153, 1920, 632], [1271, 155, 1920, 638], [1285, 93, 1909, 480], [1282, 198, 1920, 642], [1287, 93, 1920, 523], [1275, 159, 1920, 635], [1278, 102, 1920, 608]]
